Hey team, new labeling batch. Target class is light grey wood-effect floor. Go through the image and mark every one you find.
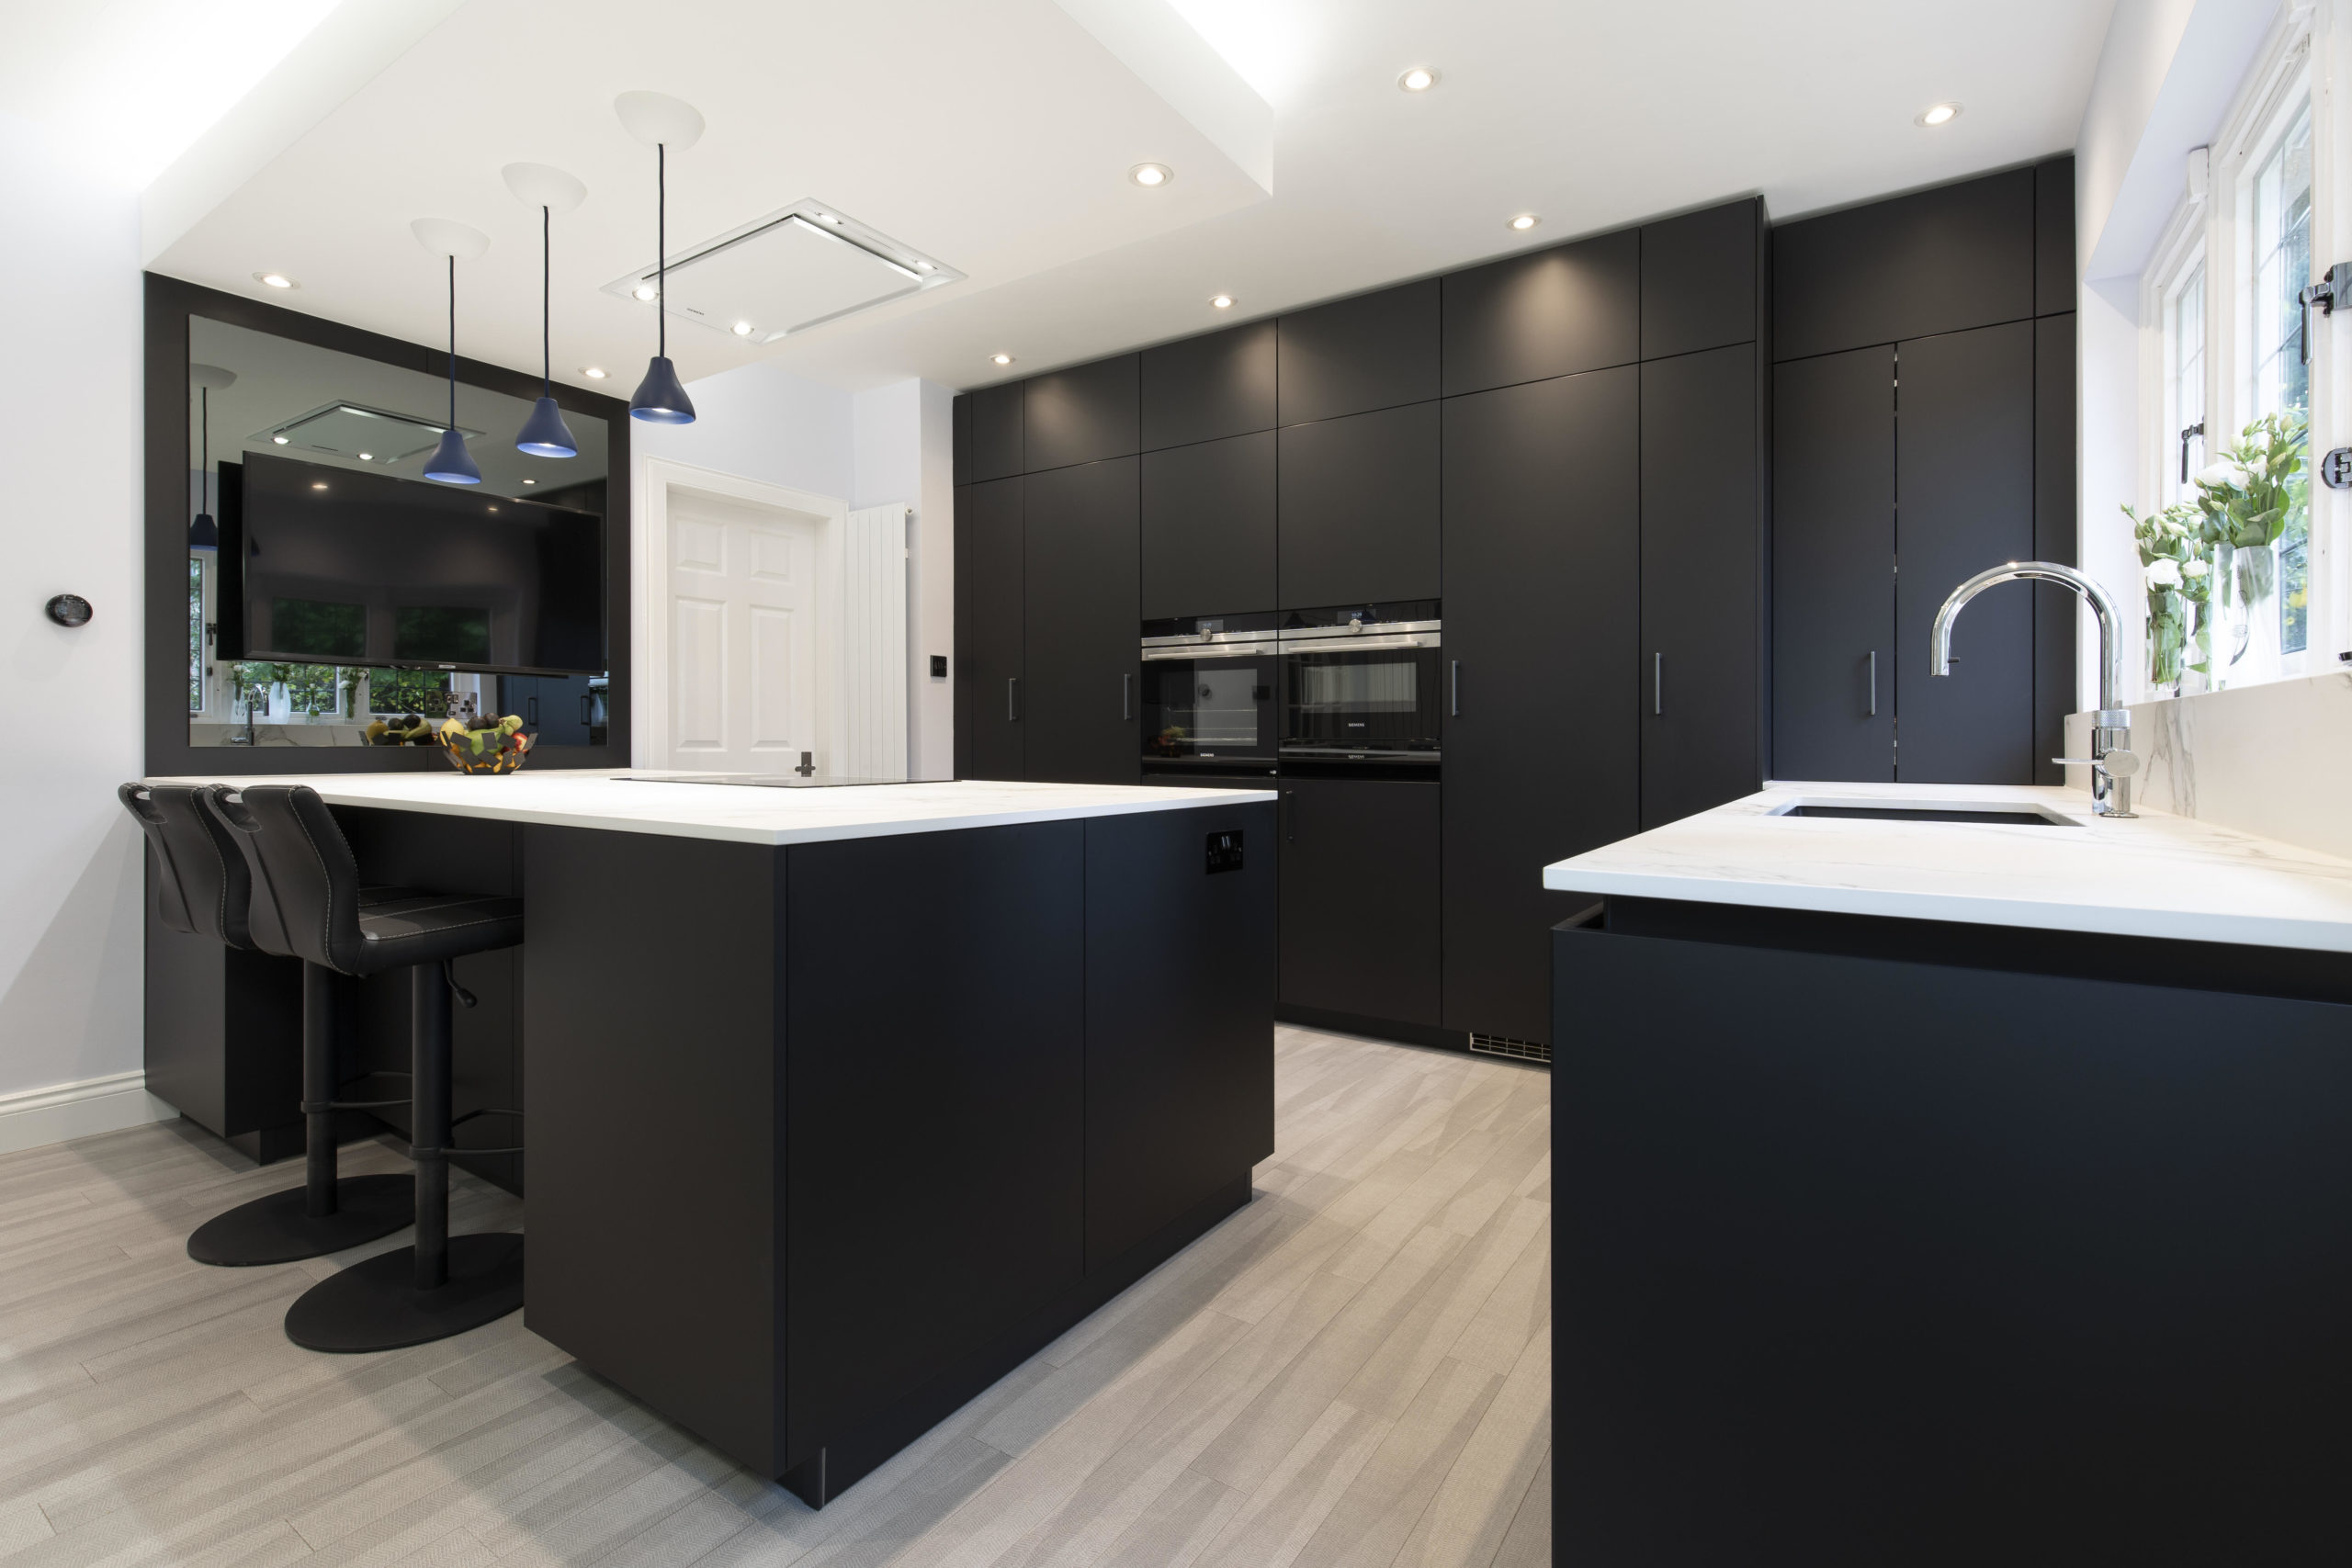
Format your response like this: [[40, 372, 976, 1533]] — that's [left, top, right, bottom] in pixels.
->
[[0, 1026, 1550, 1568]]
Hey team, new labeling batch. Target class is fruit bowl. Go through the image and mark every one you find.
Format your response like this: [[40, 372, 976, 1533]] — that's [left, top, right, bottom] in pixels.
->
[[436, 716, 535, 775]]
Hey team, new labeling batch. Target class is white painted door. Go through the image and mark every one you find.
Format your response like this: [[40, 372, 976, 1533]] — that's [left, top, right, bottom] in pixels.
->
[[667, 489, 822, 773]]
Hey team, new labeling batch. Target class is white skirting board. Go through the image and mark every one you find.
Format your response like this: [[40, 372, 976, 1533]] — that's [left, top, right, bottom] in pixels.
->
[[0, 1070, 176, 1156]]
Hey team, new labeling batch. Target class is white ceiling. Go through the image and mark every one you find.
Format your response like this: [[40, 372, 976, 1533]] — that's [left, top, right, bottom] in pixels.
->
[[144, 0, 2120, 395]]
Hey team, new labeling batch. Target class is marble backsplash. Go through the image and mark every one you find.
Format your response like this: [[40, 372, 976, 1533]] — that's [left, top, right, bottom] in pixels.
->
[[2064, 670, 2352, 862]]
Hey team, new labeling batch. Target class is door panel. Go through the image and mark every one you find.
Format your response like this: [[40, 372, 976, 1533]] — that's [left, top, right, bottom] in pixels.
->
[[954, 478, 1023, 780], [1642, 344, 1762, 828], [1772, 347, 1895, 781], [1024, 355, 1138, 471], [1141, 321, 1276, 450], [1278, 778, 1441, 1027], [1642, 199, 1761, 361], [667, 491, 818, 771], [1771, 168, 2035, 360], [1141, 431, 1275, 619], [1441, 229, 1639, 397], [1276, 280, 1440, 425], [1441, 367, 1640, 1044], [1024, 459, 1139, 784], [1896, 321, 2035, 784], [1276, 403, 1440, 609]]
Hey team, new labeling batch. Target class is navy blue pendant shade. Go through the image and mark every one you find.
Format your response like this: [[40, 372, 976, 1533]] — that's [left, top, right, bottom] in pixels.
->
[[516, 395, 578, 457], [188, 385, 219, 549], [424, 426, 482, 484], [629, 356, 695, 423], [630, 141, 696, 424], [516, 204, 579, 457], [426, 254, 482, 483]]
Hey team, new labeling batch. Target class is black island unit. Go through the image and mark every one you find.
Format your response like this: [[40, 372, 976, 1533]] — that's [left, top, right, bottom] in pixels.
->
[[143, 772, 1276, 1507]]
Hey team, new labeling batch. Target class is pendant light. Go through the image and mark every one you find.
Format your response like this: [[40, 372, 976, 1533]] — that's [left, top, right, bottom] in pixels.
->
[[615, 91, 705, 424], [187, 364, 236, 549], [411, 218, 491, 484], [502, 163, 587, 457]]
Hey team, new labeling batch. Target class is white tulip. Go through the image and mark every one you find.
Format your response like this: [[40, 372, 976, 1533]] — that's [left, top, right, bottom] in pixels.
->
[[2146, 558, 2183, 588]]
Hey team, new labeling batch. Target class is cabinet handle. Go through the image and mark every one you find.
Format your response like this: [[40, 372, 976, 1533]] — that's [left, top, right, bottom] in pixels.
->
[[1868, 650, 1877, 717], [526, 695, 537, 726], [1653, 652, 1663, 716], [1283, 789, 1295, 843], [1450, 660, 1460, 718], [1007, 677, 1018, 723], [580, 694, 592, 725], [1122, 672, 1132, 721]]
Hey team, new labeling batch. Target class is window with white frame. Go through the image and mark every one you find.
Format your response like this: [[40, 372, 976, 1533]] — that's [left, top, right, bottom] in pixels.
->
[[2138, 17, 2326, 694]]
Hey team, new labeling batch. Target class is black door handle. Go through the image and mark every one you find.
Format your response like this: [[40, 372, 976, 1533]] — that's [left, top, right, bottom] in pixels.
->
[[1122, 672, 1131, 722], [1283, 789, 1295, 843], [1450, 660, 1459, 718], [580, 694, 591, 724], [526, 695, 537, 726]]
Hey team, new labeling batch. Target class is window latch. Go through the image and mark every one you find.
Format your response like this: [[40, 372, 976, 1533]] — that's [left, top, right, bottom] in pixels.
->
[[2299, 262, 2351, 364]]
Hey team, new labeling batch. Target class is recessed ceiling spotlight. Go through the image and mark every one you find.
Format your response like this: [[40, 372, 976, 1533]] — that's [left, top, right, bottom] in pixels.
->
[[272, 434, 289, 445], [1509, 213, 1540, 231], [311, 481, 328, 491], [523, 478, 537, 484], [1397, 66, 1439, 93], [487, 505, 499, 513], [633, 283, 658, 301], [1128, 163, 1172, 188], [1211, 295, 1234, 309], [990, 353, 1014, 366], [1917, 102, 1962, 127], [731, 321, 754, 336], [254, 271, 298, 289], [582, 366, 607, 378], [358, 452, 373, 461]]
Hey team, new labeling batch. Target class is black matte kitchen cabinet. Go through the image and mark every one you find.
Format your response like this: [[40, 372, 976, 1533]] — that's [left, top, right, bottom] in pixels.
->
[[1277, 280, 1440, 425], [2034, 313, 2078, 785], [1643, 198, 1764, 362], [954, 477, 1023, 780], [1772, 347, 1895, 782], [1278, 777, 1441, 1027], [1277, 402, 1439, 608], [2035, 157, 2076, 318], [1773, 167, 2035, 361], [1024, 458, 1139, 784], [1025, 355, 1138, 471], [1642, 344, 1764, 828], [1442, 367, 1640, 1044], [966, 382, 1023, 483], [1441, 230, 1638, 398], [1142, 320, 1276, 450], [1895, 321, 2034, 784], [1141, 431, 1275, 618]]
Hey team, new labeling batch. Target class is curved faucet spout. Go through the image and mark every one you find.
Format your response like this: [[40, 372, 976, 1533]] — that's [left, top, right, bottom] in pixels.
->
[[1930, 560, 2126, 716]]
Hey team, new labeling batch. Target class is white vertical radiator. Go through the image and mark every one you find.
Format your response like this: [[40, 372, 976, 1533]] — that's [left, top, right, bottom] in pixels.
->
[[842, 502, 910, 781]]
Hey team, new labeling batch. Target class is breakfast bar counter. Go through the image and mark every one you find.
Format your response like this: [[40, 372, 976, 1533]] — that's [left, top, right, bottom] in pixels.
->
[[141, 770, 1277, 1506]]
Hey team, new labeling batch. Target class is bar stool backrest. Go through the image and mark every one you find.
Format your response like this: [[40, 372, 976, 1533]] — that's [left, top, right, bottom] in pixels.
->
[[118, 784, 254, 949], [211, 784, 368, 975]]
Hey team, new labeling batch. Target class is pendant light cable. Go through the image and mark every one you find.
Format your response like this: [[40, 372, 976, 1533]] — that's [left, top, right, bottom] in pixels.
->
[[199, 387, 209, 515], [447, 254, 458, 431], [657, 142, 667, 360], [542, 205, 551, 397]]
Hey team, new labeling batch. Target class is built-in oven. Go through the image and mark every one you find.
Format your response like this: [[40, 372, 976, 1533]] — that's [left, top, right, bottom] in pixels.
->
[[1279, 602, 1442, 765], [1138, 614, 1281, 769]]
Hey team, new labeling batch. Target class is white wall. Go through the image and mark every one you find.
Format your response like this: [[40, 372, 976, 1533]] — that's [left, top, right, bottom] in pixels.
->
[[0, 114, 154, 1125], [628, 360, 855, 499], [852, 379, 956, 780]]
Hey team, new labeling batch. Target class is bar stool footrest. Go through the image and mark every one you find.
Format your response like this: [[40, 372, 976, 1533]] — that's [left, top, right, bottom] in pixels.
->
[[285, 1233, 525, 1352], [187, 1175, 414, 1267]]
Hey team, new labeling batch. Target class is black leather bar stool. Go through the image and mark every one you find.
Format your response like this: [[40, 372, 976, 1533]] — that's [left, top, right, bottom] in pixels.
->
[[119, 784, 413, 1264], [214, 784, 526, 1353]]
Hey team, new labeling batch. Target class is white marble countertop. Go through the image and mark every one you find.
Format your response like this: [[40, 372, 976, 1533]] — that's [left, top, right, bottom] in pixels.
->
[[1542, 780, 2352, 953], [143, 770, 1276, 848]]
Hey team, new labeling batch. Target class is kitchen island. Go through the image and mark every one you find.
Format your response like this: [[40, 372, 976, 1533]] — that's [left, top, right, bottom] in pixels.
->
[[143, 771, 1276, 1506], [1544, 781, 2352, 1563]]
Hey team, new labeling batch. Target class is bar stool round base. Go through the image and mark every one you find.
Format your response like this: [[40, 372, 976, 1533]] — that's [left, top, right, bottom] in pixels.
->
[[187, 1175, 415, 1267], [284, 1233, 525, 1353]]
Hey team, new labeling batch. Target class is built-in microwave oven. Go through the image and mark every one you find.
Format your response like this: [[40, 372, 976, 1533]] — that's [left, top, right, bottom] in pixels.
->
[[1138, 614, 1281, 767], [1279, 603, 1442, 764]]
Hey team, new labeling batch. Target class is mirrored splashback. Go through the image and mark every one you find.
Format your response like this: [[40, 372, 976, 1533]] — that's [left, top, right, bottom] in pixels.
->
[[186, 317, 610, 750]]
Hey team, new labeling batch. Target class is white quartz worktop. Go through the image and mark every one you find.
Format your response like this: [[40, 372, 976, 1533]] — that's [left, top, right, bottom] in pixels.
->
[[143, 770, 1275, 848], [1542, 779, 2352, 953]]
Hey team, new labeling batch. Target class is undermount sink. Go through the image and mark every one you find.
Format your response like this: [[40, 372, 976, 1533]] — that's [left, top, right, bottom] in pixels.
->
[[1768, 799, 2078, 827]]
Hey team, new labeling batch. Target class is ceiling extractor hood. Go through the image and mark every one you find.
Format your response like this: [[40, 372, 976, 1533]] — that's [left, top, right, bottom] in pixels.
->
[[254, 401, 483, 465], [601, 199, 964, 344]]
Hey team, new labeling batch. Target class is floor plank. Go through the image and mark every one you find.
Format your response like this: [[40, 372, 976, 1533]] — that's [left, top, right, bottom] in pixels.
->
[[0, 1030, 1547, 1568]]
